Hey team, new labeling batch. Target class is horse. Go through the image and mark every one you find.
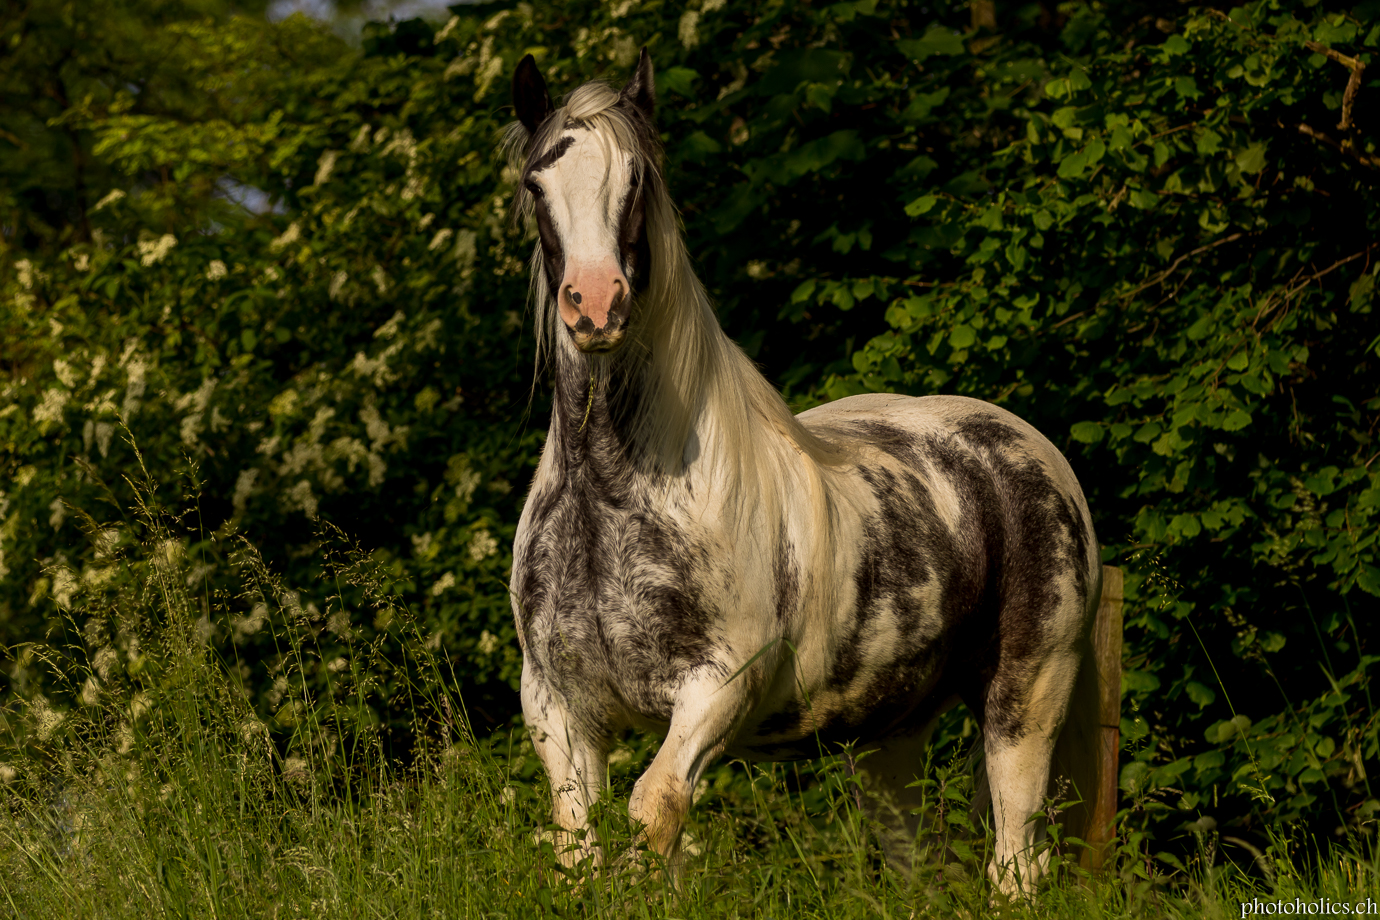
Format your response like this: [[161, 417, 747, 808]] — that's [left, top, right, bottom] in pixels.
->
[[505, 49, 1105, 897]]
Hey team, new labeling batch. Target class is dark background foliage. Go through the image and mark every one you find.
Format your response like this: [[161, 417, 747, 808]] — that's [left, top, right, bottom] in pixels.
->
[[2, 0, 1377, 855]]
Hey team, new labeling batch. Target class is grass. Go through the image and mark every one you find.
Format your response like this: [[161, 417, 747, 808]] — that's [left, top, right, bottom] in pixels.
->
[[2, 477, 1377, 918]]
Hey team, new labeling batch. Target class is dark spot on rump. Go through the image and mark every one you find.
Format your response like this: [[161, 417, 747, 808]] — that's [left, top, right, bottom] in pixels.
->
[[829, 462, 948, 688], [933, 414, 1097, 742], [773, 526, 798, 623]]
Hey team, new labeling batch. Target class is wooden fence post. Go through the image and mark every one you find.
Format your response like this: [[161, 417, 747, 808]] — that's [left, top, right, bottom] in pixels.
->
[[1081, 564, 1123, 872]]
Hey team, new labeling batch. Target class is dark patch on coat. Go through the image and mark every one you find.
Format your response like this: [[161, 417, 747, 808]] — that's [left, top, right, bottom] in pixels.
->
[[946, 412, 1094, 741], [772, 526, 799, 623], [827, 462, 948, 690]]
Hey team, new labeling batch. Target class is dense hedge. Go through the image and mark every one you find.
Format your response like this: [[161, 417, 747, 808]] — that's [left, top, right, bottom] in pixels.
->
[[2, 0, 1377, 851]]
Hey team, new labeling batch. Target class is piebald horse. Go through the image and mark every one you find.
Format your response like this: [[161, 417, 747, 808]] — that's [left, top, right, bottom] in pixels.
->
[[506, 50, 1104, 896]]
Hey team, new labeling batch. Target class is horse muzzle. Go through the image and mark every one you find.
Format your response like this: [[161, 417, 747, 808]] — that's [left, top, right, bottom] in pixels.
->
[[559, 267, 631, 353]]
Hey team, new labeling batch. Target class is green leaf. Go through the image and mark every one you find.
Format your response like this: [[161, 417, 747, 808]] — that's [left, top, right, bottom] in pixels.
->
[[1185, 681, 1216, 708], [902, 87, 950, 121], [1057, 149, 1089, 179], [949, 324, 976, 349], [1163, 34, 1190, 57], [1222, 409, 1253, 431], [1235, 142, 1268, 174], [1196, 128, 1223, 155], [657, 67, 700, 98], [1070, 421, 1103, 443], [904, 195, 937, 217], [896, 25, 965, 62]]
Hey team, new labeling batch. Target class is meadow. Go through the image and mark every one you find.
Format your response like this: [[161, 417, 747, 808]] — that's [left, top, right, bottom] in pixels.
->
[[1, 474, 1375, 919]]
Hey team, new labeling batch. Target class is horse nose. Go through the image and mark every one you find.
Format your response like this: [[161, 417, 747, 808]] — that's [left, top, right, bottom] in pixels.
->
[[562, 280, 625, 332]]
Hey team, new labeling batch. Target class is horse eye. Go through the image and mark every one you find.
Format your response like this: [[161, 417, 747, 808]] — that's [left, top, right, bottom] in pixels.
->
[[525, 180, 543, 198]]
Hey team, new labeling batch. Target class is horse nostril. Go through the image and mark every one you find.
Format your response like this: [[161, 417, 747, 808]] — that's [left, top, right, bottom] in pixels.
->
[[570, 290, 582, 305], [575, 316, 594, 335]]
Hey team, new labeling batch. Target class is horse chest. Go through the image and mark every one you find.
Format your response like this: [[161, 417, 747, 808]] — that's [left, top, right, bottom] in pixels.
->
[[514, 478, 731, 723]]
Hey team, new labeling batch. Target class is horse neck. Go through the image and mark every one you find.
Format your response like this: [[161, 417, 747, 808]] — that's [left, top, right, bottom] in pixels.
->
[[547, 345, 644, 479]]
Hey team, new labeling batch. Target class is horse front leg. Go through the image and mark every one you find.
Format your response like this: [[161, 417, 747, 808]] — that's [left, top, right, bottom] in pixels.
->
[[627, 672, 750, 876], [522, 664, 609, 870]]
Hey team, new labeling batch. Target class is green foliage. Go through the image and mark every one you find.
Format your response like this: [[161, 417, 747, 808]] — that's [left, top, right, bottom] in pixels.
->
[[788, 0, 1380, 845], [2, 0, 1378, 863]]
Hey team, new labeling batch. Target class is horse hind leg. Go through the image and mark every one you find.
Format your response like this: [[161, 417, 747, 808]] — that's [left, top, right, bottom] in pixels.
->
[[847, 704, 958, 880], [981, 649, 1082, 898]]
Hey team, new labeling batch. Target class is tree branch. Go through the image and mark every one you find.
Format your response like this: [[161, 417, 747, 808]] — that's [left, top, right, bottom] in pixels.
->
[[1303, 40, 1365, 131], [1114, 232, 1248, 303]]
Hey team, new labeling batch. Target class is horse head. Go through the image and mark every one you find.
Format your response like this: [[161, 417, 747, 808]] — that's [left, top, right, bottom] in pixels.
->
[[511, 50, 659, 355]]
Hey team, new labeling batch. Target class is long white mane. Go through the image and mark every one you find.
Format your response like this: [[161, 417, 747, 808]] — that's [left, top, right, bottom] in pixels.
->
[[504, 81, 840, 493]]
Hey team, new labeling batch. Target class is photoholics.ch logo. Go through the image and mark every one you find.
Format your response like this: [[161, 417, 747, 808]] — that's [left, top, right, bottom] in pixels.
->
[[1242, 898, 1378, 918]]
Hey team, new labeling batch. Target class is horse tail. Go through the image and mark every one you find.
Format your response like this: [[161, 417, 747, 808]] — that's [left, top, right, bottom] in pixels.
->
[[1051, 563, 1117, 868], [1050, 631, 1102, 847]]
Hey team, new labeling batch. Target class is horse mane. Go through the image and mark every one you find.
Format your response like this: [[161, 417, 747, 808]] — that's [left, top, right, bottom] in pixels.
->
[[503, 80, 842, 499]]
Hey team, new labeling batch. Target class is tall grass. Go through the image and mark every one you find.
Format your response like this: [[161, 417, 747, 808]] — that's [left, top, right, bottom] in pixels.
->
[[2, 469, 1376, 918]]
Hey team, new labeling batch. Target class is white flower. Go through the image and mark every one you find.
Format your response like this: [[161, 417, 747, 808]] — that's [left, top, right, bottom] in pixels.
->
[[429, 228, 453, 251], [52, 358, 78, 389], [94, 646, 119, 681], [81, 676, 102, 707], [678, 10, 700, 48], [206, 259, 228, 280], [15, 259, 34, 289], [284, 480, 318, 519], [232, 469, 258, 514], [137, 233, 177, 266], [370, 265, 389, 294], [94, 189, 126, 210], [33, 387, 69, 427], [233, 604, 268, 639], [48, 498, 67, 531], [373, 310, 404, 339], [36, 705, 64, 741], [313, 150, 340, 186], [430, 572, 456, 596], [0, 763, 16, 784], [269, 222, 301, 252], [478, 630, 500, 655], [329, 270, 349, 301], [468, 529, 498, 562], [435, 15, 459, 41], [326, 608, 350, 636], [121, 350, 147, 419]]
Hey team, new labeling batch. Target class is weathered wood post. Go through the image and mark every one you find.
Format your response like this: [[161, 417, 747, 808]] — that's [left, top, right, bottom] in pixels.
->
[[1081, 564, 1123, 872]]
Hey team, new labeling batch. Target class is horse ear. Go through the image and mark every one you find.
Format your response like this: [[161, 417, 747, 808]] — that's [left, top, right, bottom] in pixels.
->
[[620, 47, 655, 123], [512, 54, 553, 137]]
